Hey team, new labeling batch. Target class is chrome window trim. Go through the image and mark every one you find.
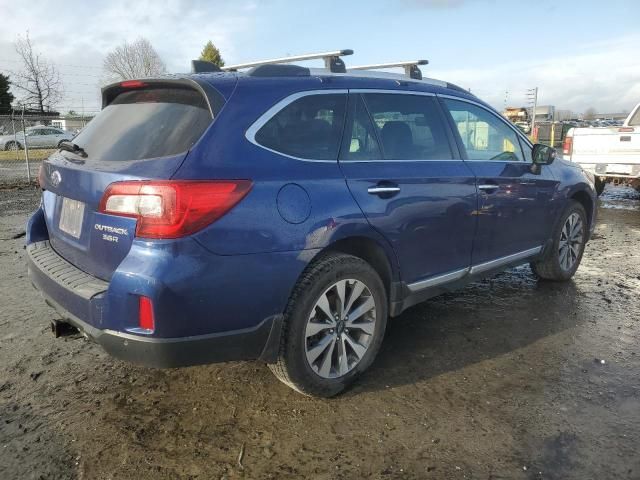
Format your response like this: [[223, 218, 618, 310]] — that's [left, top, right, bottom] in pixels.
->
[[438, 93, 534, 153], [245, 89, 348, 163], [407, 245, 543, 293], [349, 89, 436, 96], [245, 89, 442, 163]]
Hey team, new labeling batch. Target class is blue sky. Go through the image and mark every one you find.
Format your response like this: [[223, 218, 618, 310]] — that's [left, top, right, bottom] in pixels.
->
[[1, 0, 638, 114]]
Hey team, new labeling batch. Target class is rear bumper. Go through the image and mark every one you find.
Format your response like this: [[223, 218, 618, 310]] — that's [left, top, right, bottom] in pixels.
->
[[27, 240, 283, 367]]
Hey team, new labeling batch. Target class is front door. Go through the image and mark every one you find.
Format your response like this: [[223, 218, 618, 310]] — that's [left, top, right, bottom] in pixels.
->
[[339, 92, 477, 288], [440, 97, 558, 267]]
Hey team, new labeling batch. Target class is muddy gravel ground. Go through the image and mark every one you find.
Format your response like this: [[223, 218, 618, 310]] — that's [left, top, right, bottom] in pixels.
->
[[1, 184, 639, 480]]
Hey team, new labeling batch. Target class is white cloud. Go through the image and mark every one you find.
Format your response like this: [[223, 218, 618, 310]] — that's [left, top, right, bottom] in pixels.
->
[[431, 33, 640, 114], [0, 0, 255, 112]]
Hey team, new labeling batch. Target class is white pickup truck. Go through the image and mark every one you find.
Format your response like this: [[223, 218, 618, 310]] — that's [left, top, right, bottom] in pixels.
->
[[563, 103, 640, 195]]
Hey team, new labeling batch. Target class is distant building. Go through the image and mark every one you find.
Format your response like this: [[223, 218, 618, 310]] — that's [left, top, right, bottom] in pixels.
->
[[51, 115, 93, 133], [533, 105, 555, 122], [595, 112, 629, 121]]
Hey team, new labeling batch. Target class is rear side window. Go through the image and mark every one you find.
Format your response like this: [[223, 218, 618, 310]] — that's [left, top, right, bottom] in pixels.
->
[[70, 86, 213, 162], [629, 108, 640, 127], [362, 93, 453, 160], [254, 94, 347, 160]]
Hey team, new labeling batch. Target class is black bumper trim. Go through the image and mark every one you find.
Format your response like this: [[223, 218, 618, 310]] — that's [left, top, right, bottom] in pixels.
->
[[40, 288, 280, 369]]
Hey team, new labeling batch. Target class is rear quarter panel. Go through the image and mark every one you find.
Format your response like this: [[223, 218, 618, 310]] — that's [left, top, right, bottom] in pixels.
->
[[174, 79, 400, 270]]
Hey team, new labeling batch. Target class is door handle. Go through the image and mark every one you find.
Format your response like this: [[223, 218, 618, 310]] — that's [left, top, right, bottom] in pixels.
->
[[368, 186, 401, 195], [477, 184, 499, 192]]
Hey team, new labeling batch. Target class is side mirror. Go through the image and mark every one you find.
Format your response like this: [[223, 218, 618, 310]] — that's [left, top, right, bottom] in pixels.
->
[[532, 144, 557, 165]]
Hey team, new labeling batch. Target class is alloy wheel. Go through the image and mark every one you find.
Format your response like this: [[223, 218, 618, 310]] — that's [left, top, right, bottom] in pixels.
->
[[304, 279, 377, 379], [558, 212, 583, 271]]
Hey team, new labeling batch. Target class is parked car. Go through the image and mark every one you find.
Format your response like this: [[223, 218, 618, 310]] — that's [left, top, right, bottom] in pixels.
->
[[1, 126, 73, 150], [26, 56, 597, 397], [563, 103, 640, 194]]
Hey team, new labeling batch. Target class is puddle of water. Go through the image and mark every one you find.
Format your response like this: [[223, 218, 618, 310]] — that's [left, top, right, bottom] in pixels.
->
[[599, 185, 640, 211]]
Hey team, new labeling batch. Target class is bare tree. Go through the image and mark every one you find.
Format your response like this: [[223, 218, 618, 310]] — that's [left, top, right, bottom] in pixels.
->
[[103, 38, 167, 83], [11, 33, 63, 113], [584, 107, 597, 120]]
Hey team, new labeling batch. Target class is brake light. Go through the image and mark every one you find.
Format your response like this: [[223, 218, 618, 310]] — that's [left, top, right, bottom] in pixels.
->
[[99, 180, 252, 238], [120, 80, 147, 89], [562, 136, 573, 156], [37, 164, 45, 188], [619, 127, 635, 133], [138, 296, 155, 331]]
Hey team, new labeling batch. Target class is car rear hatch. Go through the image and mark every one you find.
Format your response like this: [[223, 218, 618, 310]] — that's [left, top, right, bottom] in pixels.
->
[[39, 78, 225, 281]]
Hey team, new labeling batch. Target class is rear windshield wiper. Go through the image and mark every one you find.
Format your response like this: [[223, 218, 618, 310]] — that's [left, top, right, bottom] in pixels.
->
[[59, 141, 88, 159]]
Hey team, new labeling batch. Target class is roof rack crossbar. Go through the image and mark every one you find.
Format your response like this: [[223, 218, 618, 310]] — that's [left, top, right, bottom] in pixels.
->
[[221, 49, 353, 73], [349, 60, 428, 80]]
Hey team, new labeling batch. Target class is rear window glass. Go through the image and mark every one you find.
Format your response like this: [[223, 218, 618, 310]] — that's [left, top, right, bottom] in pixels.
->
[[254, 94, 347, 160], [70, 87, 212, 162]]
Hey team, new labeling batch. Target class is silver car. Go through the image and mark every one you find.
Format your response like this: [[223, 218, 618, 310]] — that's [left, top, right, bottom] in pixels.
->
[[1, 126, 73, 150]]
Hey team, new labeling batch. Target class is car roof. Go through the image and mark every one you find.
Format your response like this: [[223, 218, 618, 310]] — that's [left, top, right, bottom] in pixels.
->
[[189, 69, 482, 105]]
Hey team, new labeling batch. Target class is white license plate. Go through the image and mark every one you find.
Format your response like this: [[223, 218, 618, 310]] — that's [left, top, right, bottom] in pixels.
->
[[59, 197, 85, 239], [606, 164, 632, 174]]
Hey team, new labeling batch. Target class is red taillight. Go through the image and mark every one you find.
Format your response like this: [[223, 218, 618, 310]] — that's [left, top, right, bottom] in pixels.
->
[[138, 296, 155, 331], [37, 164, 45, 188], [99, 180, 252, 239], [120, 80, 147, 89], [562, 136, 573, 156]]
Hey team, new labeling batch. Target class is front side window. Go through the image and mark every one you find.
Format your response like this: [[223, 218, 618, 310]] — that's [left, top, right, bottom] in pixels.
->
[[362, 93, 453, 160], [255, 94, 347, 160], [444, 99, 524, 162]]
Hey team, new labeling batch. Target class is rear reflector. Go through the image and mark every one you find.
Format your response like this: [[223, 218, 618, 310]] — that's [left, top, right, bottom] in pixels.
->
[[139, 296, 155, 331], [99, 180, 252, 239]]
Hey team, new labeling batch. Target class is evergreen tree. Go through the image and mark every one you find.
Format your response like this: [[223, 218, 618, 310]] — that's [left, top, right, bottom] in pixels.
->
[[0, 73, 15, 114], [199, 41, 225, 67]]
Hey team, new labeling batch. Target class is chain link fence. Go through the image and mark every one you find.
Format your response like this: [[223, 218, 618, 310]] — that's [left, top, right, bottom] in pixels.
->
[[0, 113, 91, 186]]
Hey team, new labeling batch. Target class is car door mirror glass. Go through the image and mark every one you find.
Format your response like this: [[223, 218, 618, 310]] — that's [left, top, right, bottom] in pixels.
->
[[532, 144, 556, 165]]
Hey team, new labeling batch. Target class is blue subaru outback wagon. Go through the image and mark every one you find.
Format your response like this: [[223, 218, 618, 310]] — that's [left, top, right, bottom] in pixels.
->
[[27, 52, 597, 397]]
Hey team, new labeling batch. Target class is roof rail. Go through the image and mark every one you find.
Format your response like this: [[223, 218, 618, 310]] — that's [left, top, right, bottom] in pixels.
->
[[349, 60, 428, 80], [221, 49, 354, 73]]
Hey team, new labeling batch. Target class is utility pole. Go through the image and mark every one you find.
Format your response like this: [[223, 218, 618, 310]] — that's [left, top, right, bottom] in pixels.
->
[[21, 106, 31, 183], [526, 87, 538, 140]]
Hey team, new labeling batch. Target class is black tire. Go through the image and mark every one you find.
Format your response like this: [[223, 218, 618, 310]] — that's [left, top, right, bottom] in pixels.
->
[[5, 141, 21, 151], [594, 177, 606, 196], [531, 200, 588, 281], [269, 253, 388, 397]]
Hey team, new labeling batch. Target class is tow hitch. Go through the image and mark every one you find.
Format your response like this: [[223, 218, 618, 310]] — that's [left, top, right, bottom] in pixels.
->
[[51, 320, 79, 338]]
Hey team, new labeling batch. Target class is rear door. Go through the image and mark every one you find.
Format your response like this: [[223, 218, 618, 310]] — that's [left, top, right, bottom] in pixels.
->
[[339, 91, 477, 288], [440, 97, 558, 266], [40, 82, 219, 280]]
